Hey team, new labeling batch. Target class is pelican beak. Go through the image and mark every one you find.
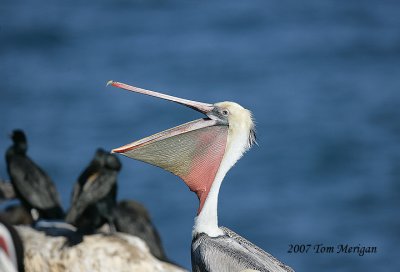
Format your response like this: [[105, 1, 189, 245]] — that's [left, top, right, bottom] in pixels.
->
[[108, 81, 228, 214], [107, 81, 214, 115]]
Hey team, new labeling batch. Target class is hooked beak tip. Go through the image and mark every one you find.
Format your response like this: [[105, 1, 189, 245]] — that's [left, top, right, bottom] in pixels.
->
[[106, 80, 114, 87]]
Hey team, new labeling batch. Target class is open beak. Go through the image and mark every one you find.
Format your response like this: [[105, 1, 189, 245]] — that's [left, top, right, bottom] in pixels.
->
[[108, 81, 228, 214]]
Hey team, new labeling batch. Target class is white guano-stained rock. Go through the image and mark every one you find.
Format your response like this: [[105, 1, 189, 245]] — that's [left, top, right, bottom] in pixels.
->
[[16, 226, 187, 272]]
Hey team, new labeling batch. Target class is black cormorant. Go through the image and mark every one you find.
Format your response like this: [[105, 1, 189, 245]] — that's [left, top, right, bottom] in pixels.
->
[[5, 130, 64, 220], [114, 200, 168, 261], [65, 150, 121, 234]]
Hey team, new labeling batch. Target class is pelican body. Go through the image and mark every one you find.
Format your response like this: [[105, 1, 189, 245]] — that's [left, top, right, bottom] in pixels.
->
[[108, 81, 294, 272]]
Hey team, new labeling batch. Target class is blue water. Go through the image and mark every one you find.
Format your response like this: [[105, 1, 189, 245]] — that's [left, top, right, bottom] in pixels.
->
[[1, 1, 399, 271]]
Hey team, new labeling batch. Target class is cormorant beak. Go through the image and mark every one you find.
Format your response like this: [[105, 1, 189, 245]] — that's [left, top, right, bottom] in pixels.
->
[[108, 81, 228, 214]]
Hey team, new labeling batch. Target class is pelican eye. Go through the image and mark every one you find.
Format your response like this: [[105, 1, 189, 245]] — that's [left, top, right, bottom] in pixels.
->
[[221, 109, 229, 116]]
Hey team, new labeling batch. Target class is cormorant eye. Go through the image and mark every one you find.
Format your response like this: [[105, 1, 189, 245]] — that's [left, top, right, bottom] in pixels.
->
[[222, 109, 229, 116]]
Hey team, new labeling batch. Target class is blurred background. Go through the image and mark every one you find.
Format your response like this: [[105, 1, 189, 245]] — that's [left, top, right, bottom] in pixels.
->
[[1, 0, 399, 271]]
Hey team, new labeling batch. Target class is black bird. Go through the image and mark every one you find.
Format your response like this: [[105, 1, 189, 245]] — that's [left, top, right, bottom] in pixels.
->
[[114, 200, 168, 262], [66, 151, 121, 234], [5, 130, 64, 220], [69, 148, 107, 211]]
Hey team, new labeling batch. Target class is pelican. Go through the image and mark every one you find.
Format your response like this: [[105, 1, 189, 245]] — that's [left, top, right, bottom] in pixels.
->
[[108, 81, 294, 272]]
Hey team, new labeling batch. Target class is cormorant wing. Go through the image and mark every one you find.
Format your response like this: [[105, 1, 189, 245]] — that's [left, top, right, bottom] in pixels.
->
[[70, 181, 82, 207], [66, 171, 116, 223], [70, 156, 105, 206], [8, 156, 61, 210]]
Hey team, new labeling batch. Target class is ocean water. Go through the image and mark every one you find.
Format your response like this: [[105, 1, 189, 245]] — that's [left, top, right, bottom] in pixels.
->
[[1, 1, 399, 271]]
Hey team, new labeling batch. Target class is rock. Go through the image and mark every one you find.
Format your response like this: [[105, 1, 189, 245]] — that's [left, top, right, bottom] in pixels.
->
[[1, 205, 33, 225], [16, 226, 187, 272]]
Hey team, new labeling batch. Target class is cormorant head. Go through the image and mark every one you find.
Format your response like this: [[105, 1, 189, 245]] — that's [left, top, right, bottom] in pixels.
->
[[10, 129, 27, 154], [93, 148, 108, 168], [105, 153, 122, 171]]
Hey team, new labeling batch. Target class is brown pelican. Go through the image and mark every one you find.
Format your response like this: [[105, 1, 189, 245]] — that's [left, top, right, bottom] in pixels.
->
[[108, 81, 294, 272]]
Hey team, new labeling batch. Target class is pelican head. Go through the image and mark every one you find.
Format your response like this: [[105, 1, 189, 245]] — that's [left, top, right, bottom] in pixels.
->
[[109, 81, 256, 235]]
